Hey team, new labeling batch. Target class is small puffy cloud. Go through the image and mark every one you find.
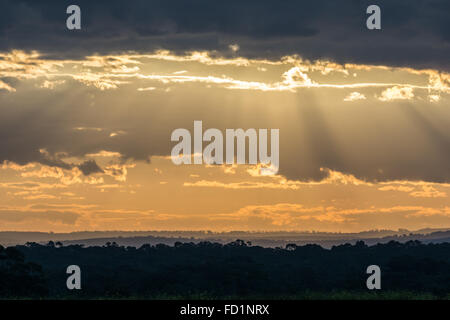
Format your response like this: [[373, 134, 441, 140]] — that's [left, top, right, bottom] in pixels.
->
[[86, 150, 122, 158], [137, 87, 156, 91], [378, 86, 414, 101], [109, 130, 127, 137], [344, 91, 366, 102], [378, 185, 415, 193], [429, 94, 440, 102], [39, 80, 65, 89], [282, 67, 314, 86], [229, 44, 240, 52]]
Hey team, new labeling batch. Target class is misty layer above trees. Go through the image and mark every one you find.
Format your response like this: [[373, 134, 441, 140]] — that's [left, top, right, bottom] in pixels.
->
[[3, 229, 450, 248]]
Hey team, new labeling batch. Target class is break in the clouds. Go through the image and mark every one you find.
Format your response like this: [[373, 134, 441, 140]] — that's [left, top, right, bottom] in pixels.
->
[[0, 0, 449, 70]]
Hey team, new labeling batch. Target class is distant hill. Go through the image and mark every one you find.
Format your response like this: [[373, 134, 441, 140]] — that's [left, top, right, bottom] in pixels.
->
[[2, 228, 450, 248]]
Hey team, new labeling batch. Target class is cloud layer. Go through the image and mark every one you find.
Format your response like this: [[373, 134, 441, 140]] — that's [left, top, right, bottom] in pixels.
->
[[0, 0, 449, 70], [0, 50, 449, 184]]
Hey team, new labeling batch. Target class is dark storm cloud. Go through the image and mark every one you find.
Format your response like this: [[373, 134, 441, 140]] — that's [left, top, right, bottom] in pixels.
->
[[0, 0, 449, 70]]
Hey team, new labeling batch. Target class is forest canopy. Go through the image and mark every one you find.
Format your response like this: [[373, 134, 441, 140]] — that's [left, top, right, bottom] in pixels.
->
[[1, 240, 450, 298]]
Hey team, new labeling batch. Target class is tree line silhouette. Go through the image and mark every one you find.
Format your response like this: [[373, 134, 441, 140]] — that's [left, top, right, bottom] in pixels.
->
[[1, 239, 450, 298]]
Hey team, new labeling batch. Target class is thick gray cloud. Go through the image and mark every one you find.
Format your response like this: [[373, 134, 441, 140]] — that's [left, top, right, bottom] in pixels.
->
[[0, 0, 449, 70]]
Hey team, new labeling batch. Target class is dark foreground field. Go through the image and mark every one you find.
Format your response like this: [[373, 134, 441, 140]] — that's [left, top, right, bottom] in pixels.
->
[[1, 240, 450, 299]]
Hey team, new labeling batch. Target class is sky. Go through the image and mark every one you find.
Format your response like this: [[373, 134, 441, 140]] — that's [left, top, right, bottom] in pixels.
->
[[0, 0, 449, 232]]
